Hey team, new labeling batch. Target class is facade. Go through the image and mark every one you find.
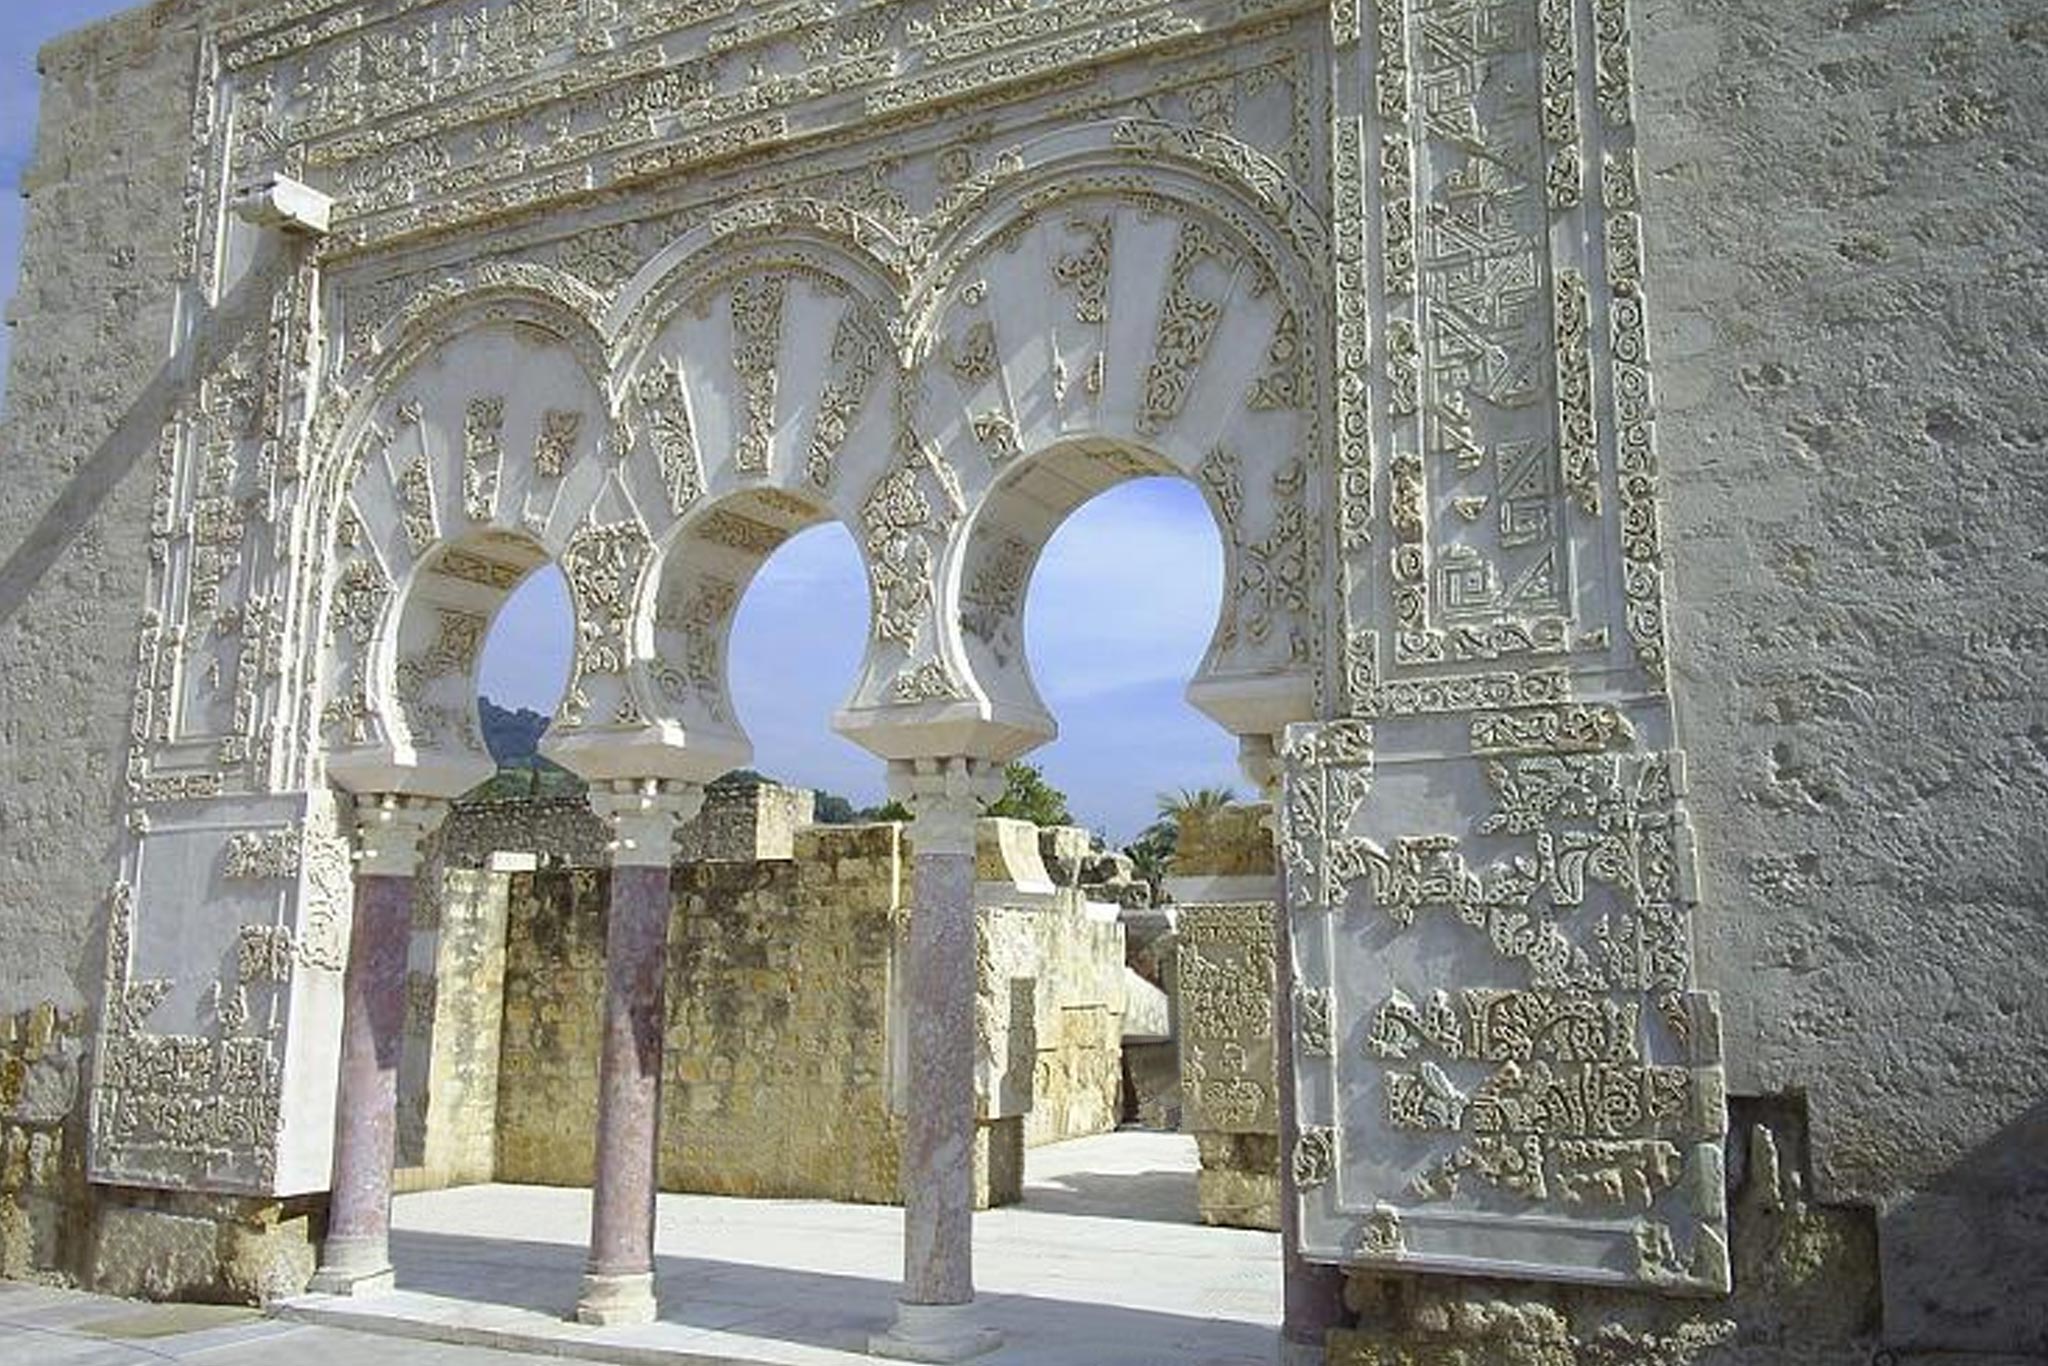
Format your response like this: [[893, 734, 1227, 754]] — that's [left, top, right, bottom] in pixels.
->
[[0, 0, 2041, 1363]]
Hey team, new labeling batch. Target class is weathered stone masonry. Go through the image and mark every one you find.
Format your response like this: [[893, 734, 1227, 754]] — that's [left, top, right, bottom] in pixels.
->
[[0, 0, 2040, 1360]]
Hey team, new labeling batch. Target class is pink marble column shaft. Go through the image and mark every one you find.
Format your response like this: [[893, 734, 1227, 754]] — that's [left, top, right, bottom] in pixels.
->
[[310, 871, 414, 1293], [585, 863, 672, 1286], [901, 846, 977, 1306], [872, 756, 1002, 1362]]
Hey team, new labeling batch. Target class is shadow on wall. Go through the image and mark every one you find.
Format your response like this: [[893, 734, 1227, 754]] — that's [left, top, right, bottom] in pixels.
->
[[1882, 1097, 2048, 1355], [0, 236, 296, 631]]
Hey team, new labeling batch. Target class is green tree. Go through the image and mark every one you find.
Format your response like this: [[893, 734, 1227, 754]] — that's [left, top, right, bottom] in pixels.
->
[[1157, 785, 1239, 821], [856, 798, 913, 822], [1123, 818, 1177, 898], [983, 761, 1073, 826]]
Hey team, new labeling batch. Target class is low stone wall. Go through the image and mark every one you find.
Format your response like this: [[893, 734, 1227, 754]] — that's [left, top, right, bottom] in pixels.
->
[[478, 816, 1126, 1209], [662, 824, 902, 1203], [976, 831, 1127, 1152]]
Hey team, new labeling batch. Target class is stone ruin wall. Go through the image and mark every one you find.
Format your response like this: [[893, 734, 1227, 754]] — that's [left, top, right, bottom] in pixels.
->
[[386, 806, 1127, 1211], [0, 0, 2039, 1357]]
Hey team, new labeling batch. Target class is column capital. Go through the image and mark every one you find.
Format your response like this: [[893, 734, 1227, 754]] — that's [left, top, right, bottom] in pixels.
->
[[588, 778, 704, 868], [349, 793, 448, 876], [887, 757, 1003, 857]]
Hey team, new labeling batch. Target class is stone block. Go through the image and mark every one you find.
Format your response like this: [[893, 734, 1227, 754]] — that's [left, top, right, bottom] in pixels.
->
[[1196, 1167, 1279, 1232], [91, 1204, 222, 1301]]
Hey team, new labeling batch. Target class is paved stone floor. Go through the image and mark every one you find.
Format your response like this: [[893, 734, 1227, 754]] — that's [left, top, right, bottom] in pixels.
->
[[0, 1281, 547, 1364], [285, 1129, 1283, 1365]]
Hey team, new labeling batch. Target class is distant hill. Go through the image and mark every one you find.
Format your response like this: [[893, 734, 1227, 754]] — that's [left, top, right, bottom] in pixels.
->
[[480, 696, 549, 765], [468, 697, 584, 801]]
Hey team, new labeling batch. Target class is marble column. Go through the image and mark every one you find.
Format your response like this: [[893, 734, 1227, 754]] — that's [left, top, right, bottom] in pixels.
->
[[871, 757, 1004, 1364], [575, 778, 702, 1327], [310, 793, 447, 1297]]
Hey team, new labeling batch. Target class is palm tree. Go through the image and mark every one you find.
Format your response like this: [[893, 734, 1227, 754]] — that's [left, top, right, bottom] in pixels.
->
[[1156, 785, 1239, 822]]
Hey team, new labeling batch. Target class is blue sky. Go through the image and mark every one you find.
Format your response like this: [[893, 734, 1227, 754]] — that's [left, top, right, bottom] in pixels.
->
[[0, 7, 1244, 843], [482, 478, 1242, 843]]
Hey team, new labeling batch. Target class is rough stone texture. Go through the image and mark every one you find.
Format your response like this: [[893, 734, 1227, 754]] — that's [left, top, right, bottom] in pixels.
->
[[664, 824, 904, 1203], [394, 870, 510, 1194], [494, 869, 608, 1188], [0, 7, 196, 1018], [486, 820, 1120, 1208], [674, 781, 818, 863], [435, 799, 608, 870], [0, 9, 204, 1285], [1174, 805, 1277, 879], [1195, 1133, 1281, 1232], [977, 893, 1126, 1151], [89, 1188, 317, 1305], [1637, 0, 2048, 1352], [0, 1004, 88, 1282], [1326, 1103, 1880, 1366]]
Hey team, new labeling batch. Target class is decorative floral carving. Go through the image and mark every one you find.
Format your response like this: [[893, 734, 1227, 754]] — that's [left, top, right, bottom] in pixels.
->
[[222, 829, 302, 880], [560, 519, 651, 725], [1293, 1125, 1337, 1189], [462, 395, 504, 522], [636, 358, 704, 514], [729, 273, 787, 476], [533, 408, 584, 478], [1138, 220, 1231, 436], [808, 311, 884, 489]]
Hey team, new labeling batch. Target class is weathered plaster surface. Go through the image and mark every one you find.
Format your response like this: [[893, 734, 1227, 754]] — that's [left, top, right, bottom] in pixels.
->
[[0, 10, 196, 1015], [1637, 0, 2048, 1351]]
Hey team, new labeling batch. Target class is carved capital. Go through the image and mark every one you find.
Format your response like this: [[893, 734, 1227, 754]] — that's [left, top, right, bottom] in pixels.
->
[[349, 794, 448, 876], [588, 778, 704, 868], [887, 756, 1003, 857]]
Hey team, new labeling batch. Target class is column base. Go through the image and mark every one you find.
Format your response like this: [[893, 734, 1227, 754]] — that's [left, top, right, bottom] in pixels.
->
[[1278, 1337, 1327, 1366], [869, 1301, 1003, 1363], [307, 1235, 394, 1297], [575, 1270, 658, 1326]]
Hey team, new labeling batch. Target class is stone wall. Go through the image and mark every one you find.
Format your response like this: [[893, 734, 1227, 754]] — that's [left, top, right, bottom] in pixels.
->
[[978, 899, 1126, 1151], [674, 781, 818, 863], [663, 824, 902, 1203], [0, 1005, 88, 1281], [494, 869, 609, 1188], [1637, 0, 2048, 1353], [483, 817, 1126, 1209], [0, 6, 329, 1303], [395, 869, 511, 1194], [436, 799, 608, 870]]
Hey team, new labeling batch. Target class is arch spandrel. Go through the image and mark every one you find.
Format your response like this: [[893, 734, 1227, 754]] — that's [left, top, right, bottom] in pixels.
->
[[317, 309, 613, 797], [831, 142, 1326, 763]]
